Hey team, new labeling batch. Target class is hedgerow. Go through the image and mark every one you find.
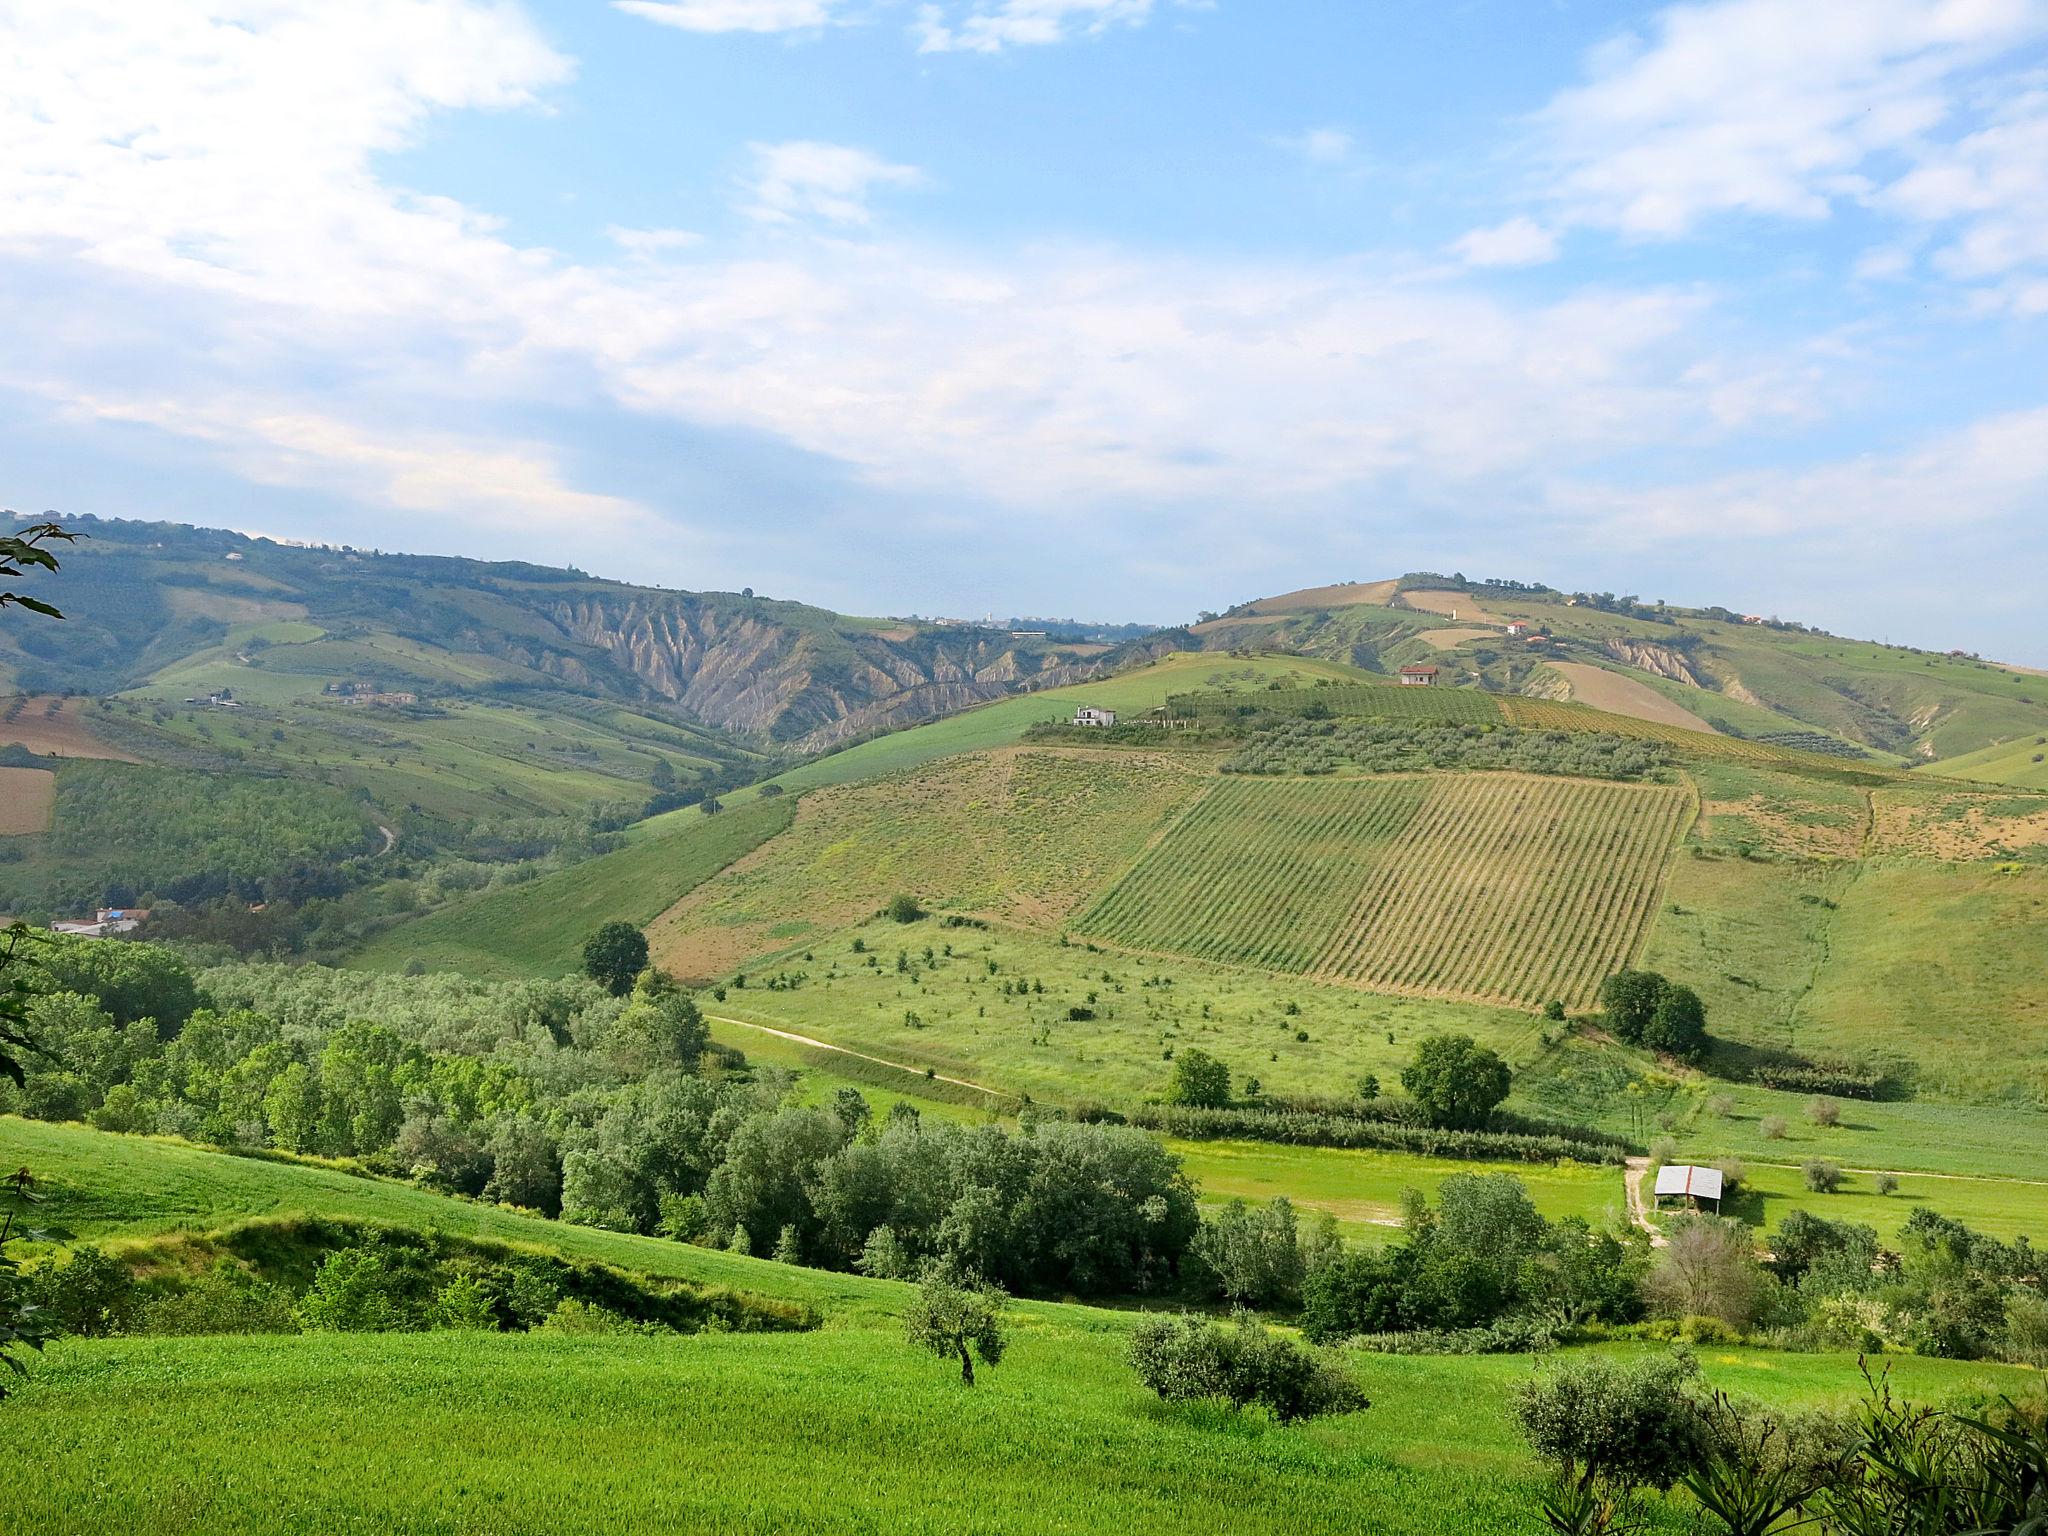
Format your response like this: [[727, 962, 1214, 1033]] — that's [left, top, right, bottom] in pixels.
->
[[1124, 1104, 1629, 1165]]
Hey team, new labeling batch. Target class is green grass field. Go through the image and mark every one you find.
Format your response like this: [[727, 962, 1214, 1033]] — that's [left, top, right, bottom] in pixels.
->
[[1521, 1037, 2048, 1184], [103, 684, 756, 825], [1933, 731, 2048, 791], [9, 1116, 2033, 1536], [700, 914, 1546, 1108], [355, 796, 798, 978], [1173, 1137, 1626, 1240], [1717, 1160, 2048, 1248]]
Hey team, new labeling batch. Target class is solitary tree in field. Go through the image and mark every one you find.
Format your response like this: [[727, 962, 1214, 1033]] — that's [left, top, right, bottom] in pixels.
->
[[904, 1266, 1008, 1386], [582, 922, 649, 997], [1164, 1047, 1231, 1108], [1401, 1034, 1510, 1130]]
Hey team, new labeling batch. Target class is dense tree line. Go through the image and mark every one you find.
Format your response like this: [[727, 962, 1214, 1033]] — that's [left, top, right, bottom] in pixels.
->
[[1223, 720, 1669, 781], [1, 938, 1202, 1299]]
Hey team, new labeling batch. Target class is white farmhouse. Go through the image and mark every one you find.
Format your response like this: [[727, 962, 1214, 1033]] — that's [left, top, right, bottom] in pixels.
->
[[1072, 707, 1117, 727]]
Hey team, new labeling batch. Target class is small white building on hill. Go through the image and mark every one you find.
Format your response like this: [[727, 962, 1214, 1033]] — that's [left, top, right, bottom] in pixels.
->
[[1072, 707, 1117, 727]]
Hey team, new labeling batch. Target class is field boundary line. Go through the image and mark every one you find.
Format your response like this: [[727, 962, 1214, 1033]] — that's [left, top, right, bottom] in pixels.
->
[[708, 1014, 1014, 1103]]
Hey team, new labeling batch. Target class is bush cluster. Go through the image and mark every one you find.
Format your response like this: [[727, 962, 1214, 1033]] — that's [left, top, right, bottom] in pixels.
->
[[26, 1219, 815, 1340]]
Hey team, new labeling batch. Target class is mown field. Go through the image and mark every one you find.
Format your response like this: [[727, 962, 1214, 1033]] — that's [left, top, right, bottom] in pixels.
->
[[1079, 773, 1689, 1011], [0, 763, 56, 834], [1171, 1137, 1626, 1240], [1521, 1037, 2048, 1185], [8, 1117, 2032, 1536], [646, 748, 1213, 980]]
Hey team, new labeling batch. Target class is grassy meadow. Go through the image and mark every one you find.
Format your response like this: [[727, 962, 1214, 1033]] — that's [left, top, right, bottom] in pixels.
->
[[1171, 1137, 1627, 1240], [701, 913, 1547, 1108], [9, 1116, 2035, 1536]]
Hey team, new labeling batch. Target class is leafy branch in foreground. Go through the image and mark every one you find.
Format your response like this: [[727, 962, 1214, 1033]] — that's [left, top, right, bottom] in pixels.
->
[[0, 519, 75, 621], [1, 1168, 59, 1400]]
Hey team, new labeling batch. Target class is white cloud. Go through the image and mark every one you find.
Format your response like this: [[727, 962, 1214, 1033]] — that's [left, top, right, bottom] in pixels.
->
[[1567, 402, 2048, 541], [614, 0, 845, 32], [741, 141, 926, 225], [50, 387, 663, 535], [1529, 0, 2046, 236], [607, 225, 705, 258], [914, 0, 1157, 53], [1452, 217, 1561, 268], [1879, 89, 2048, 309], [1273, 126, 1356, 166], [0, 0, 1982, 584]]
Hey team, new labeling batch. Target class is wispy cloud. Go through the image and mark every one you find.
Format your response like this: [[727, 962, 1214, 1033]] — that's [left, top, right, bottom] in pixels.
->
[[1452, 217, 1560, 268], [741, 141, 926, 225], [1272, 126, 1357, 166], [1528, 0, 2043, 238], [914, 0, 1159, 54], [613, 0, 847, 34]]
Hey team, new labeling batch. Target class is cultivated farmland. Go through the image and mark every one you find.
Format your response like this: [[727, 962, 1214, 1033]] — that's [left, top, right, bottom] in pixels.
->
[[1080, 772, 1690, 1009], [0, 765, 56, 835]]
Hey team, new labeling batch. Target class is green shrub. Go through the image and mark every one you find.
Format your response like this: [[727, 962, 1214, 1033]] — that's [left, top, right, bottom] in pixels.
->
[[30, 1246, 138, 1337], [431, 1273, 499, 1330], [539, 1298, 658, 1336], [1128, 1312, 1365, 1424], [137, 1263, 300, 1336], [296, 1246, 412, 1333], [1163, 1047, 1230, 1109]]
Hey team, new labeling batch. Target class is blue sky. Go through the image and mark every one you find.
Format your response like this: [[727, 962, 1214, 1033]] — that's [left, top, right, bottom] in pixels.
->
[[2, 1, 2046, 658]]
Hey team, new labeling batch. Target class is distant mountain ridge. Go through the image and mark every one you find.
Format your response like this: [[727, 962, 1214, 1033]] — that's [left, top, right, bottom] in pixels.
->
[[0, 517, 1117, 751]]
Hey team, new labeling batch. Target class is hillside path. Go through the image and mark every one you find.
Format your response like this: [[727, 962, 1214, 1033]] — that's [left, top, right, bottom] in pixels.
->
[[1623, 1157, 1667, 1247], [708, 1015, 1009, 1102]]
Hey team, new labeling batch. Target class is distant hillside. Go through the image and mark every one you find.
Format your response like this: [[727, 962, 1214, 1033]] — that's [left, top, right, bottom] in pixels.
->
[[0, 517, 1118, 752], [1183, 574, 2048, 778]]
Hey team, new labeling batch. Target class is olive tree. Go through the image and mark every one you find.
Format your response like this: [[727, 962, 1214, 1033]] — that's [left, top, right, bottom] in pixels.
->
[[1513, 1352, 1704, 1534], [904, 1266, 1008, 1386]]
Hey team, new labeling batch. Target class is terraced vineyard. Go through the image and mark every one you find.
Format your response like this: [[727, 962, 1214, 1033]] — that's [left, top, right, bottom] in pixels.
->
[[1079, 773, 1690, 1009]]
